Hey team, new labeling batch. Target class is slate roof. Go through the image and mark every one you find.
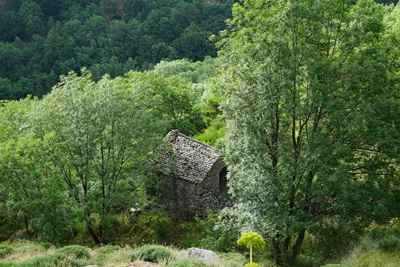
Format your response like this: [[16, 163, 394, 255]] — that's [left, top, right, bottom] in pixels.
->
[[165, 130, 221, 184]]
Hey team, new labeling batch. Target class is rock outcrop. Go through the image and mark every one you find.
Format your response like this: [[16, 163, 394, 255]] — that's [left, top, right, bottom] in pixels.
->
[[177, 247, 221, 266]]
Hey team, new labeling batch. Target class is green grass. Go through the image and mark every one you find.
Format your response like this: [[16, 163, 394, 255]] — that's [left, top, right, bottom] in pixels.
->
[[322, 225, 400, 267], [0, 241, 267, 267], [131, 245, 175, 263], [3, 228, 400, 267]]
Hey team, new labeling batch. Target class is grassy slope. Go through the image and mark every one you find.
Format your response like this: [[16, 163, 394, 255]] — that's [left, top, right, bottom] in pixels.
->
[[2, 230, 400, 267], [0, 241, 249, 267]]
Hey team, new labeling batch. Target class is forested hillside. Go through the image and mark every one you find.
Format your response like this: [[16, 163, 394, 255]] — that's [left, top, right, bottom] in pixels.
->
[[0, 0, 236, 100]]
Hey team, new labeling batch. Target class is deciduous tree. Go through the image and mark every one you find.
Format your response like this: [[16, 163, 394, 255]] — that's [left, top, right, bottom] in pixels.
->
[[31, 70, 167, 244], [219, 0, 400, 265]]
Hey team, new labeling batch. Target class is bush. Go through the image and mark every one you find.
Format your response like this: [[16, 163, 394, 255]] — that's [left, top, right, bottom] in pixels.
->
[[0, 261, 20, 267], [369, 228, 391, 240], [321, 265, 351, 267], [378, 235, 400, 252], [295, 254, 320, 267], [92, 253, 107, 265], [13, 244, 45, 253], [21, 253, 66, 267], [56, 245, 91, 259], [168, 258, 207, 267], [0, 245, 13, 258], [96, 245, 121, 254], [313, 226, 358, 260], [132, 245, 174, 263]]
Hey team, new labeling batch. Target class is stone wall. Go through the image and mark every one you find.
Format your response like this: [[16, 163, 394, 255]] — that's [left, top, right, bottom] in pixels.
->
[[199, 158, 225, 195], [160, 174, 199, 218], [160, 158, 227, 218]]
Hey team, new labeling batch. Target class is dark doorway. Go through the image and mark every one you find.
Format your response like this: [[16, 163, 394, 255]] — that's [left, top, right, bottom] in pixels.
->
[[219, 166, 228, 192]]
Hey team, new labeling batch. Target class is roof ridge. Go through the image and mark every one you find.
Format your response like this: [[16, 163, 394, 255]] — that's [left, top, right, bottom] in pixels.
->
[[173, 130, 217, 152]]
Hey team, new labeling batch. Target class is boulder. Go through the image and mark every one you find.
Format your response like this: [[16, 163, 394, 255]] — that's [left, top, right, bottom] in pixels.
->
[[177, 247, 221, 266]]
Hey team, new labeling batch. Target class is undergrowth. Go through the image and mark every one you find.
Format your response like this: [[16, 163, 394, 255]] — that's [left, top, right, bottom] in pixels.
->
[[2, 221, 400, 267]]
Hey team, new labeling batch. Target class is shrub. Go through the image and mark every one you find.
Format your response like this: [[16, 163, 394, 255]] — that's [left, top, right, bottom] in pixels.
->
[[295, 254, 320, 267], [56, 245, 91, 259], [127, 213, 173, 244], [321, 265, 351, 267], [131, 245, 174, 263], [0, 245, 13, 258], [13, 244, 45, 253], [21, 253, 66, 267], [96, 245, 121, 254], [369, 228, 391, 240], [39, 243, 53, 250], [153, 216, 173, 240], [0, 261, 20, 267], [92, 253, 107, 265], [168, 258, 207, 267], [378, 235, 400, 252]]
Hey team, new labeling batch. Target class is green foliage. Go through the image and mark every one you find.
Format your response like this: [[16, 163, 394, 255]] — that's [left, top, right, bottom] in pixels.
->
[[0, 0, 234, 100], [237, 232, 266, 250], [321, 265, 351, 267], [0, 245, 13, 258], [219, 0, 400, 265], [12, 243, 46, 253], [21, 253, 67, 267], [311, 225, 359, 260], [153, 57, 217, 84], [243, 263, 260, 267], [218, 252, 246, 265], [121, 212, 175, 245], [28, 70, 170, 244], [295, 254, 320, 267], [194, 120, 226, 147], [369, 227, 392, 240], [131, 245, 174, 263], [378, 235, 400, 252], [168, 258, 207, 267], [177, 212, 238, 253], [0, 261, 19, 267], [0, 43, 222, 246], [195, 231, 236, 253], [237, 232, 265, 264], [56, 245, 91, 259], [0, 66, 211, 243], [95, 245, 121, 254]]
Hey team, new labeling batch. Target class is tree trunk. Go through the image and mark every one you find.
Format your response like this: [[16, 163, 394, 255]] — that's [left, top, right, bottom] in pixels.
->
[[86, 216, 101, 245], [292, 229, 306, 259], [273, 239, 283, 266], [24, 216, 31, 241]]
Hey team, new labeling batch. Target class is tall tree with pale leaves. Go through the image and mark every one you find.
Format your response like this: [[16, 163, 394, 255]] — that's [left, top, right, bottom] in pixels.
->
[[218, 0, 400, 265]]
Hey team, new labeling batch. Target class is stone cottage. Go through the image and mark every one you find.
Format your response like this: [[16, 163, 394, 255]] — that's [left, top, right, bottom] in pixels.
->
[[159, 130, 228, 218]]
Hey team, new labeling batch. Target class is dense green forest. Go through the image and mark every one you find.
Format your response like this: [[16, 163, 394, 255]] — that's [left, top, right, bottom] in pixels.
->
[[1, 0, 400, 266], [0, 0, 236, 100]]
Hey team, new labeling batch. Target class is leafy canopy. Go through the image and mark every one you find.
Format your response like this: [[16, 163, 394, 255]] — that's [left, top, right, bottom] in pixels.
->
[[237, 232, 266, 250], [218, 0, 400, 265]]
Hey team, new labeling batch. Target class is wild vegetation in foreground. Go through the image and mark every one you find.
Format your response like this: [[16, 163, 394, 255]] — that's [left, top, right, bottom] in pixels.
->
[[1, 221, 400, 267], [0, 241, 248, 267]]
